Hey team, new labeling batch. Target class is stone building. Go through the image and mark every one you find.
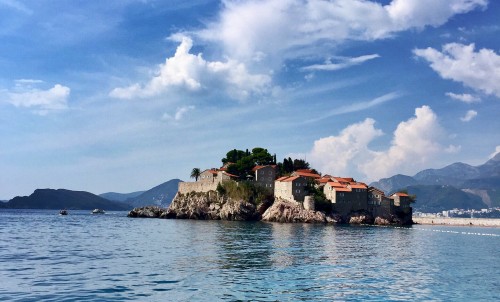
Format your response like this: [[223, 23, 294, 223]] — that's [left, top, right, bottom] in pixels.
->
[[323, 180, 368, 215], [252, 165, 277, 192], [274, 176, 308, 202]]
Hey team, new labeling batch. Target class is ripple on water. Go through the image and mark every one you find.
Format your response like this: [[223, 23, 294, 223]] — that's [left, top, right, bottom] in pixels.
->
[[0, 210, 499, 301]]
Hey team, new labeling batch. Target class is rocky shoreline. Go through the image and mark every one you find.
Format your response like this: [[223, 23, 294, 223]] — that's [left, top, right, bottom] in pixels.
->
[[128, 191, 413, 225]]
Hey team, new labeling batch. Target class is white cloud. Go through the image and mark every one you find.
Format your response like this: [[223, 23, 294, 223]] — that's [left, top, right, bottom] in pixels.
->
[[308, 105, 455, 181], [361, 106, 448, 180], [301, 54, 380, 72], [445, 92, 481, 103], [196, 0, 486, 66], [162, 105, 195, 122], [6, 83, 70, 114], [414, 43, 500, 98], [308, 118, 383, 177], [490, 146, 500, 159], [0, 0, 33, 14], [110, 35, 271, 101], [385, 0, 487, 30], [460, 109, 477, 122], [304, 92, 401, 123]]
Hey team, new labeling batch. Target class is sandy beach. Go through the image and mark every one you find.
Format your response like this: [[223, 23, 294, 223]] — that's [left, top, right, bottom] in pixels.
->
[[413, 217, 500, 227]]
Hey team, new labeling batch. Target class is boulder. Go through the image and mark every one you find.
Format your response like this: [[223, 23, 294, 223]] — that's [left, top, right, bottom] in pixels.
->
[[261, 199, 328, 223], [348, 211, 374, 224], [127, 206, 167, 218]]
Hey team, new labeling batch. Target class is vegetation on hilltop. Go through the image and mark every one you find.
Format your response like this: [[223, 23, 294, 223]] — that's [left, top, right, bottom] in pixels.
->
[[216, 181, 273, 206]]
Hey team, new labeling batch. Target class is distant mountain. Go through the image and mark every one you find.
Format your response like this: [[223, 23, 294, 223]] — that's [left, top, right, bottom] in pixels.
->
[[406, 185, 486, 213], [478, 152, 500, 177], [370, 153, 500, 211], [369, 174, 419, 194], [4, 189, 131, 210], [413, 162, 480, 187], [100, 191, 145, 202], [125, 179, 182, 207]]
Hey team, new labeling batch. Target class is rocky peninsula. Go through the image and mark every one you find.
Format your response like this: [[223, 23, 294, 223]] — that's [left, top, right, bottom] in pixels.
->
[[128, 191, 412, 225]]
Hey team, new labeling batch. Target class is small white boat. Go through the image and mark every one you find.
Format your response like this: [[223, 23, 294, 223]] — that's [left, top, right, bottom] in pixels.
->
[[91, 208, 105, 214], [59, 209, 68, 215]]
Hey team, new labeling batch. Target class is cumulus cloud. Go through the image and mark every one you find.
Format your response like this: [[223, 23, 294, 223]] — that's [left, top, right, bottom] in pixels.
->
[[6, 82, 70, 114], [308, 118, 383, 177], [460, 109, 477, 122], [110, 35, 271, 101], [414, 43, 500, 98], [445, 92, 481, 103], [361, 106, 448, 180], [301, 54, 380, 72], [308, 105, 455, 181], [162, 105, 195, 122], [196, 0, 486, 66]]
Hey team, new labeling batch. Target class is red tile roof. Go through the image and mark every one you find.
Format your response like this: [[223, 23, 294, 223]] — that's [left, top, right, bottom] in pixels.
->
[[293, 171, 321, 179], [350, 183, 367, 189], [222, 171, 239, 178], [327, 181, 344, 187], [282, 176, 300, 182], [393, 192, 409, 197]]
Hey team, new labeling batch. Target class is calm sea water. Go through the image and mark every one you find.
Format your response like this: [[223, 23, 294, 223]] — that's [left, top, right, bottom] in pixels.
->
[[0, 209, 499, 301]]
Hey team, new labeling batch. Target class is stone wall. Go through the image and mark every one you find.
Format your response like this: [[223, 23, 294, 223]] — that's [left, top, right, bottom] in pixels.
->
[[303, 196, 315, 211], [178, 182, 218, 194]]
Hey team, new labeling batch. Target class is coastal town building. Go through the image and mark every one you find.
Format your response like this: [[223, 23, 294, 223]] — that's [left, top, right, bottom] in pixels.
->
[[252, 165, 277, 192], [178, 163, 412, 218], [274, 175, 308, 202]]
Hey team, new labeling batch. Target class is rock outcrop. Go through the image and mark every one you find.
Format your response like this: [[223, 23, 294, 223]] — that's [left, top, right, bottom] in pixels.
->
[[261, 199, 331, 223], [127, 206, 168, 218], [164, 191, 261, 221], [128, 192, 413, 226]]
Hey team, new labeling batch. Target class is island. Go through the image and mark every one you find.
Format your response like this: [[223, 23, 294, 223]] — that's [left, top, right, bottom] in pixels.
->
[[129, 147, 413, 225]]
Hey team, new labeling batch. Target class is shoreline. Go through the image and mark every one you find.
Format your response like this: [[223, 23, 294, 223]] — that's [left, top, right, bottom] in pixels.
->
[[412, 217, 500, 227]]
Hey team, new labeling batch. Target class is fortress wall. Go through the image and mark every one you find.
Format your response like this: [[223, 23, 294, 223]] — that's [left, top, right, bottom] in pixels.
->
[[178, 182, 218, 194]]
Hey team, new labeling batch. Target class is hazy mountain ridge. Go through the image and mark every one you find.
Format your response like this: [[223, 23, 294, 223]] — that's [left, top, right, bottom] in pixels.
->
[[4, 189, 131, 210], [124, 179, 182, 207], [370, 153, 500, 211], [100, 191, 145, 202]]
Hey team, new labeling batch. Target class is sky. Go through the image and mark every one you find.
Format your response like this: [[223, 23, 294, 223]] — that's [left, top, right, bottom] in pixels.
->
[[1, 0, 499, 199]]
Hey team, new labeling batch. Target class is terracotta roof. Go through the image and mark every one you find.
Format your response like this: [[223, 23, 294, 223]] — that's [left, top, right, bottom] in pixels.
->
[[327, 181, 344, 188], [393, 192, 409, 197], [222, 171, 239, 178], [277, 176, 303, 182], [282, 176, 300, 182], [293, 171, 321, 178], [318, 178, 331, 183], [350, 183, 367, 189], [335, 187, 352, 192], [252, 165, 277, 172], [296, 169, 314, 173]]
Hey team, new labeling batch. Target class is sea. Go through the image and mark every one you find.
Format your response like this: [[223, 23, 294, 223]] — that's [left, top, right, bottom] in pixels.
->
[[0, 209, 499, 301]]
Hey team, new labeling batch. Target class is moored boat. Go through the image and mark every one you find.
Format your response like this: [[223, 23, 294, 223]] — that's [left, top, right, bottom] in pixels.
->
[[92, 208, 105, 214], [59, 209, 68, 215]]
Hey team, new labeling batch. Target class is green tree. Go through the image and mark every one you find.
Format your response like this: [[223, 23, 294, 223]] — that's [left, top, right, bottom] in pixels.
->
[[190, 168, 201, 181]]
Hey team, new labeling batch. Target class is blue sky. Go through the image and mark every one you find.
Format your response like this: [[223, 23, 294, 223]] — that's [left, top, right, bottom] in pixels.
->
[[1, 0, 499, 199]]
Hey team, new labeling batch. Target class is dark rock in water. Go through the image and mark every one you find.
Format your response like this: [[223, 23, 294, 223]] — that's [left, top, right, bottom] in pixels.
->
[[127, 206, 168, 218], [348, 211, 374, 224], [261, 199, 330, 223]]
